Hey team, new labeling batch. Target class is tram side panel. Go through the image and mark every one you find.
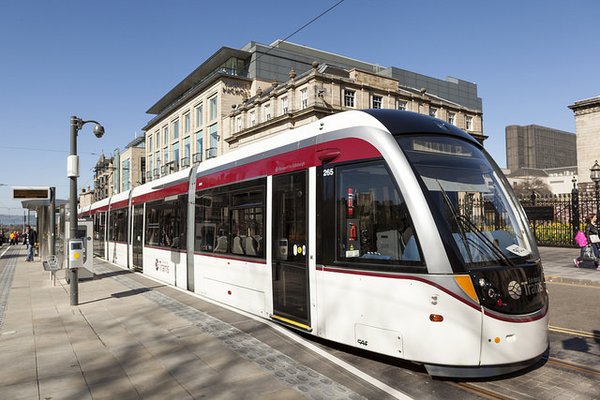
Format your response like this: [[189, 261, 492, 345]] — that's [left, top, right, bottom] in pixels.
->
[[107, 242, 129, 267], [315, 270, 482, 366], [192, 176, 270, 317], [143, 247, 187, 288], [194, 254, 269, 318]]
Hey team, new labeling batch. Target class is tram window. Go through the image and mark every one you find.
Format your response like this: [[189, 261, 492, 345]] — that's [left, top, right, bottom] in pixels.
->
[[196, 191, 229, 253], [195, 180, 265, 258], [109, 208, 128, 242], [144, 195, 187, 249], [335, 162, 423, 266]]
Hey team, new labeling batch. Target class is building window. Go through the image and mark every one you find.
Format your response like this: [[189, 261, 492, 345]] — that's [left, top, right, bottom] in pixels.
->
[[156, 130, 161, 148], [172, 119, 179, 140], [300, 88, 308, 109], [264, 103, 271, 120], [429, 107, 438, 118], [183, 137, 191, 160], [122, 159, 130, 191], [209, 96, 218, 121], [372, 95, 382, 109], [448, 112, 456, 125], [207, 124, 218, 159], [281, 97, 288, 114], [465, 115, 473, 130], [195, 135, 203, 163], [163, 125, 169, 143], [148, 136, 153, 153], [155, 151, 161, 175], [195, 103, 204, 127], [172, 142, 180, 169], [249, 110, 256, 127], [397, 100, 407, 111], [344, 89, 355, 108], [235, 116, 242, 133], [184, 112, 191, 135]]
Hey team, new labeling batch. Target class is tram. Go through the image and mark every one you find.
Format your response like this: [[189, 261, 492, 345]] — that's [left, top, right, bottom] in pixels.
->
[[82, 110, 549, 378]]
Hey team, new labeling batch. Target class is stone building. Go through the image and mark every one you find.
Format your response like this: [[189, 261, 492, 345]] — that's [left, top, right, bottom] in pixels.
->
[[505, 124, 576, 172], [115, 136, 146, 193], [143, 40, 484, 180], [227, 62, 484, 149], [92, 154, 114, 202], [79, 187, 95, 208], [569, 96, 600, 187]]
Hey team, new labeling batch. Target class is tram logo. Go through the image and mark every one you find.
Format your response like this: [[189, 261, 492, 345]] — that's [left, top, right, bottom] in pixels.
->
[[507, 281, 522, 300], [154, 258, 170, 274], [507, 278, 544, 300]]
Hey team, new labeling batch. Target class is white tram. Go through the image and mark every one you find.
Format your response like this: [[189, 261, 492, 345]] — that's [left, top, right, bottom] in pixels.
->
[[82, 110, 549, 378]]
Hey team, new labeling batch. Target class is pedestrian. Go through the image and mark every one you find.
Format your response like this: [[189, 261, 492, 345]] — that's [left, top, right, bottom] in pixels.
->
[[584, 213, 600, 253], [574, 213, 600, 270], [24, 225, 37, 262]]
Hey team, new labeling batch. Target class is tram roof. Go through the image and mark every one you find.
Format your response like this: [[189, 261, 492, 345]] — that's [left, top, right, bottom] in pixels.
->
[[363, 109, 479, 145]]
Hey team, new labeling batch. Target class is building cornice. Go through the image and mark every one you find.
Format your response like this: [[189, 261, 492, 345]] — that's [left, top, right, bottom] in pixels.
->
[[568, 95, 600, 114]]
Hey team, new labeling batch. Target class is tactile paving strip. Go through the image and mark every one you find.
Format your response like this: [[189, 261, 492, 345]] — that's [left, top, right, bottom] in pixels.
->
[[0, 248, 18, 329], [95, 264, 364, 400]]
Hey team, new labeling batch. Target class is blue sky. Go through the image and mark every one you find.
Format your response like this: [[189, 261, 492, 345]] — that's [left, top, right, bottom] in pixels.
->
[[1, 0, 598, 213]]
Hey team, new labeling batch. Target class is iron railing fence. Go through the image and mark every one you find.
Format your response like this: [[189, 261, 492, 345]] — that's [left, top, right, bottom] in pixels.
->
[[518, 191, 598, 247]]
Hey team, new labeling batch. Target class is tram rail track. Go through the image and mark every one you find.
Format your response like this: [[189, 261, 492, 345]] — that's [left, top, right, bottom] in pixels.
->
[[546, 356, 600, 378], [450, 382, 514, 400]]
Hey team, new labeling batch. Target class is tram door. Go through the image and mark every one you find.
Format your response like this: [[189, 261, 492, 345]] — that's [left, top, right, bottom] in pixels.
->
[[132, 205, 144, 271], [271, 171, 310, 330]]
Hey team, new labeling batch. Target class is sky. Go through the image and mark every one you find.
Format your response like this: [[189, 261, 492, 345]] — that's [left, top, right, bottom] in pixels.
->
[[1, 0, 599, 213]]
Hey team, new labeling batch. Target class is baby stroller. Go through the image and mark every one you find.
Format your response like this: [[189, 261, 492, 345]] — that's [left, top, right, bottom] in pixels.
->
[[573, 230, 599, 269]]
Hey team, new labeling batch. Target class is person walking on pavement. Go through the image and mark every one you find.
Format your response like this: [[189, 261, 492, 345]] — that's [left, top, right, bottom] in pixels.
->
[[25, 225, 37, 262]]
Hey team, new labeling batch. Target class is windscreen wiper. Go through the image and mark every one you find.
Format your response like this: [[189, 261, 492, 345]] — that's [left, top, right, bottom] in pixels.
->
[[455, 214, 515, 267], [436, 180, 514, 267]]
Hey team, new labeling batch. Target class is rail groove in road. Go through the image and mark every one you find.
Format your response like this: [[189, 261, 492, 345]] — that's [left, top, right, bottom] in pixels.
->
[[450, 382, 514, 400], [546, 357, 600, 378]]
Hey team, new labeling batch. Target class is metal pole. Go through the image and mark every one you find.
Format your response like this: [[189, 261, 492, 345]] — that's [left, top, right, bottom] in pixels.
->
[[50, 187, 56, 256], [70, 267, 79, 302], [594, 181, 600, 218], [70, 116, 79, 306]]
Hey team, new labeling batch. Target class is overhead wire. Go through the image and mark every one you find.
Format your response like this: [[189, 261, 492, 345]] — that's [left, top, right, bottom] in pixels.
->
[[252, 0, 346, 65], [0, 145, 99, 156]]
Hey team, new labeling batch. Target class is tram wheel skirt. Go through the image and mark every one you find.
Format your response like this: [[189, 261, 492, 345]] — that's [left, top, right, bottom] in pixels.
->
[[423, 347, 548, 378]]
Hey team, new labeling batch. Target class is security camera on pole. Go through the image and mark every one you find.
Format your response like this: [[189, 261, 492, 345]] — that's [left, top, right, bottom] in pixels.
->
[[68, 116, 105, 306]]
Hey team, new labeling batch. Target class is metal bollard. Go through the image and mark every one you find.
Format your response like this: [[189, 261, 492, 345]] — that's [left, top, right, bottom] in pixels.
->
[[70, 267, 79, 305]]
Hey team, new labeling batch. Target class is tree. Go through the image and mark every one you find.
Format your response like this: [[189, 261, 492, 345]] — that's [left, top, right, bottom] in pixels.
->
[[512, 177, 552, 198]]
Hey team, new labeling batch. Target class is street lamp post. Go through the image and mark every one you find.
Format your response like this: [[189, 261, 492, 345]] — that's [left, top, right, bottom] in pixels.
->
[[590, 161, 600, 220], [69, 116, 104, 306]]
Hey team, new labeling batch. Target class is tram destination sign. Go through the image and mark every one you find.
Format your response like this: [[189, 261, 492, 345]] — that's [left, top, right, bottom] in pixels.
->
[[12, 186, 50, 200], [522, 206, 554, 221]]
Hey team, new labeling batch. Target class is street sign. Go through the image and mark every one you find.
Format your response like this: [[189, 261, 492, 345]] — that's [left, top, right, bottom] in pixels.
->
[[12, 186, 50, 200], [522, 206, 554, 221]]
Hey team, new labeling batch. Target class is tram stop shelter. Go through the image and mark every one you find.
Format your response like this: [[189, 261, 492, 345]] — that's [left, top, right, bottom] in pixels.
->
[[20, 197, 68, 264]]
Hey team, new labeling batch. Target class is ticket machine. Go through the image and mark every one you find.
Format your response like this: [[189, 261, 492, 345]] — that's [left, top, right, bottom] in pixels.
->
[[65, 219, 94, 280]]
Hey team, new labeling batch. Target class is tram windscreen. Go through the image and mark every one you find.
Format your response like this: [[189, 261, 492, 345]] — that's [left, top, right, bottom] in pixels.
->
[[397, 136, 537, 267]]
